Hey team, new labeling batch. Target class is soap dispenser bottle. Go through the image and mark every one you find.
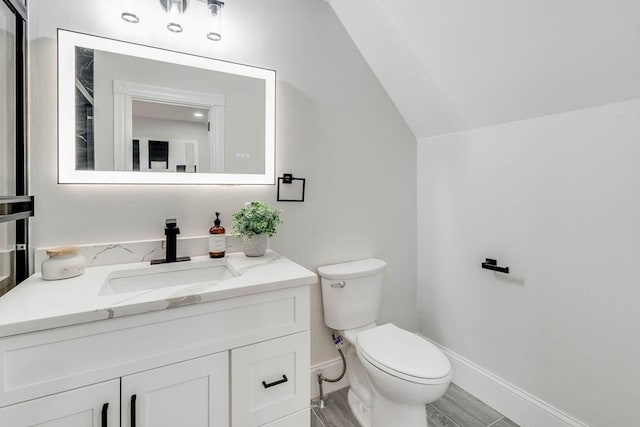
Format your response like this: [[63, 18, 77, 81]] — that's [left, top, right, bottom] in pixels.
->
[[209, 212, 226, 258]]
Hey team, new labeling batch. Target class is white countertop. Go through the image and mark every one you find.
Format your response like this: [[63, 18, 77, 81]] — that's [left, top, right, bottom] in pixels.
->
[[0, 251, 317, 338]]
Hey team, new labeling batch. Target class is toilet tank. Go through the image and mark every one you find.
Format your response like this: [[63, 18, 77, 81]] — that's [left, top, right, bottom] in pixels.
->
[[318, 258, 386, 331]]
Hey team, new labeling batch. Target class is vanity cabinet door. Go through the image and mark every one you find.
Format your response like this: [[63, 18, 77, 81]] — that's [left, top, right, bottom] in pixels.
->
[[121, 352, 229, 427], [0, 379, 119, 427]]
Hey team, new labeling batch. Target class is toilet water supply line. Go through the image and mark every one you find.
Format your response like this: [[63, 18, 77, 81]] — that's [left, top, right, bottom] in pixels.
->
[[315, 332, 347, 408]]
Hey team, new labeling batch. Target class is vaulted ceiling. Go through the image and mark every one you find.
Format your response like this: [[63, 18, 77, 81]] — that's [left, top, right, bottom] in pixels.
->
[[329, 0, 640, 138]]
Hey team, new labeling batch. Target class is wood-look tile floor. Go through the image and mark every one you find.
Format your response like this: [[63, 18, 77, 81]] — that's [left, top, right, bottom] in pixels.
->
[[311, 383, 519, 427]]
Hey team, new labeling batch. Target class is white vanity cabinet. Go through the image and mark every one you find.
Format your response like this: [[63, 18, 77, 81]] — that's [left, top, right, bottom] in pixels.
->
[[0, 380, 119, 427], [0, 284, 311, 427]]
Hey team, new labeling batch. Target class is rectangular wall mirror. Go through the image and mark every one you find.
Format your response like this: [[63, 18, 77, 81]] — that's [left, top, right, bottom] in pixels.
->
[[58, 30, 276, 184]]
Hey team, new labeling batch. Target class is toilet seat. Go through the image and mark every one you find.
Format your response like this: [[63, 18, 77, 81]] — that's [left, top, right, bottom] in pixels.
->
[[357, 323, 451, 385]]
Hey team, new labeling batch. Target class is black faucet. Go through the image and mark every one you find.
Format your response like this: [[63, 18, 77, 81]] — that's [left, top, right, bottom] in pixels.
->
[[151, 219, 191, 265]]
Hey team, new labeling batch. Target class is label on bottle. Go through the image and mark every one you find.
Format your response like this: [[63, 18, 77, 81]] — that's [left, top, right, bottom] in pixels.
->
[[209, 234, 226, 253]]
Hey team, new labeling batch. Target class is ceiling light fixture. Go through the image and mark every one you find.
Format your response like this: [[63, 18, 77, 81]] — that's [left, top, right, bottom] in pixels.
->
[[122, 0, 225, 40], [118, 0, 224, 40]]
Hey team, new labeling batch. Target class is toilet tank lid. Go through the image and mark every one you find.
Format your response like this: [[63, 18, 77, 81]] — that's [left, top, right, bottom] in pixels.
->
[[317, 258, 386, 280]]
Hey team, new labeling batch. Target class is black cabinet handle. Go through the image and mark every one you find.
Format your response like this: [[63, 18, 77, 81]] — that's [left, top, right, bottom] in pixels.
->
[[130, 394, 137, 427], [481, 258, 509, 274], [101, 402, 108, 427], [262, 374, 288, 389]]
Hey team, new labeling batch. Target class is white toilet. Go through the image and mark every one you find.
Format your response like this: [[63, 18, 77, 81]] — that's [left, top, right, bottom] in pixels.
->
[[318, 258, 451, 427]]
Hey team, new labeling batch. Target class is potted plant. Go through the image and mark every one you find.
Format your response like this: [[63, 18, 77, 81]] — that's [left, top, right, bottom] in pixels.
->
[[232, 201, 282, 257]]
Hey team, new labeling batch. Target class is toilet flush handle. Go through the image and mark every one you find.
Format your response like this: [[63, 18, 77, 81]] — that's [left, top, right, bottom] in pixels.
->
[[330, 281, 346, 288]]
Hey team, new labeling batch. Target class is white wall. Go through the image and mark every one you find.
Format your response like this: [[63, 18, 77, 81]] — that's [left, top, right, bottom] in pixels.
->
[[28, 0, 418, 365], [418, 99, 640, 427]]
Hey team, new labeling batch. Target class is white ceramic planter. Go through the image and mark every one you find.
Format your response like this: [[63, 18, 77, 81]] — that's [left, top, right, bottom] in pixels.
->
[[242, 234, 268, 257]]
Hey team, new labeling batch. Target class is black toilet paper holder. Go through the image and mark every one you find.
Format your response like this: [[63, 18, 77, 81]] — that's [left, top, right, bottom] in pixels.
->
[[481, 258, 509, 274]]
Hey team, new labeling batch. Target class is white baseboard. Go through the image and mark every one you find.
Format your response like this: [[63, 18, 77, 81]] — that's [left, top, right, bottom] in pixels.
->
[[419, 335, 588, 427], [310, 357, 349, 399]]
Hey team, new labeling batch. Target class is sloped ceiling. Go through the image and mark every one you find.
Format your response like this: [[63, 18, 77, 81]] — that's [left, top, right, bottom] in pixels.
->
[[329, 0, 640, 138]]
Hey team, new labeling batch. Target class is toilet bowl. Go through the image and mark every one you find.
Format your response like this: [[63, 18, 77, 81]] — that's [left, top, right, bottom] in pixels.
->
[[318, 259, 452, 427]]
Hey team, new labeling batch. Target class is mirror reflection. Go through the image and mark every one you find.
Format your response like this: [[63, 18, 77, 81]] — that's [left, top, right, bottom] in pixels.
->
[[75, 47, 265, 175]]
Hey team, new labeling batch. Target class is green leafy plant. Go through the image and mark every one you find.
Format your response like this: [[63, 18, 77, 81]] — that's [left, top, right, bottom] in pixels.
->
[[232, 201, 282, 238]]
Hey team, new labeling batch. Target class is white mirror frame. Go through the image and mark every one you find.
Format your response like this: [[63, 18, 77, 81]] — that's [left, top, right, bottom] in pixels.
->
[[58, 29, 276, 185]]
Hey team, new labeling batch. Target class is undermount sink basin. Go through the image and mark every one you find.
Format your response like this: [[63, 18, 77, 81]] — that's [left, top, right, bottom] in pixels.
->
[[100, 259, 238, 295]]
